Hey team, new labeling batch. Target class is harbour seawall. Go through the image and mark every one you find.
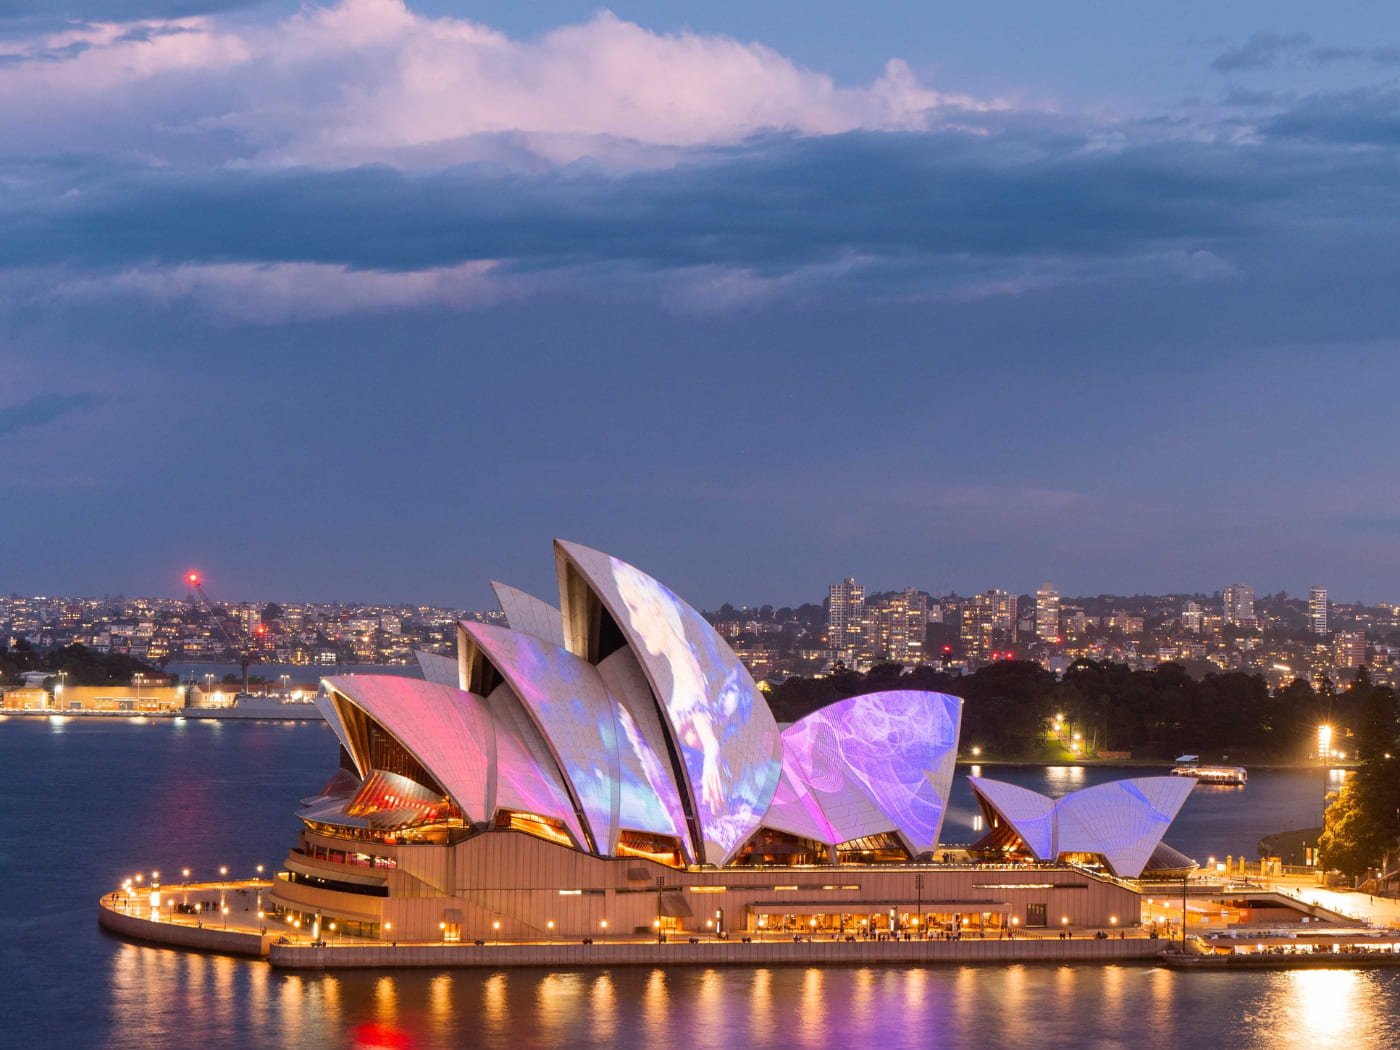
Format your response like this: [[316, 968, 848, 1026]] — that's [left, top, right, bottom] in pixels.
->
[[98, 899, 273, 958], [268, 936, 1163, 970]]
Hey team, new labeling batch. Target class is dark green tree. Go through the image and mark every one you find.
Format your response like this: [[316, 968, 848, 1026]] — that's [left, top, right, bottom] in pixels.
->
[[1319, 679, 1400, 876]]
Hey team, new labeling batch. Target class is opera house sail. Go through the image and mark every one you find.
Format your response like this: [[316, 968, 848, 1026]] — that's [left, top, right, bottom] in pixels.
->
[[269, 541, 1171, 942]]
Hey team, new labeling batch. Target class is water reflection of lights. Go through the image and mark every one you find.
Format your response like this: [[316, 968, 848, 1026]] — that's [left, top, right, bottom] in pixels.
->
[[904, 966, 927, 1012], [1000, 965, 1029, 1045], [642, 968, 669, 1031], [590, 972, 617, 1044], [849, 967, 875, 1030], [374, 975, 399, 1024], [1044, 765, 1086, 789], [748, 968, 774, 1042], [536, 972, 581, 1043], [424, 974, 451, 1031], [482, 973, 507, 1033], [799, 968, 827, 1047], [1099, 964, 1124, 1030], [349, 1021, 413, 1049], [1278, 970, 1371, 1048]]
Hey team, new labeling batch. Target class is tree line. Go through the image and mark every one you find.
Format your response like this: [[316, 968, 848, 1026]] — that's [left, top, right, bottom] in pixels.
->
[[767, 658, 1365, 763], [0, 640, 164, 687], [1318, 672, 1400, 878]]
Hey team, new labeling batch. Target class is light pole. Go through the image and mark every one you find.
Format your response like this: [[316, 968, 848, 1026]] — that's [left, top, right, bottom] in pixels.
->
[[1180, 873, 1189, 952], [1318, 724, 1333, 825], [133, 673, 145, 709], [915, 873, 924, 936], [656, 876, 665, 942]]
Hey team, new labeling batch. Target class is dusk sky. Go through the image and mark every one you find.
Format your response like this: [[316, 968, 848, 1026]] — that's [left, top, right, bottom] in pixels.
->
[[4, 0, 1400, 608]]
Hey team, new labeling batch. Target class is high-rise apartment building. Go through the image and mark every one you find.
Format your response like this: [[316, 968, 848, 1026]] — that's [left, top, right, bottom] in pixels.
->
[[1309, 586, 1329, 636], [961, 589, 1017, 663], [827, 577, 864, 657], [1035, 584, 1060, 642], [866, 588, 929, 665], [1223, 585, 1257, 628], [1333, 631, 1366, 669], [1334, 631, 1366, 669], [1181, 600, 1203, 633]]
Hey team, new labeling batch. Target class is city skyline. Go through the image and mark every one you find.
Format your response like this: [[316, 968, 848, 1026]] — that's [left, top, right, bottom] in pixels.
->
[[5, 1, 1400, 608], [4, 572, 1392, 687]]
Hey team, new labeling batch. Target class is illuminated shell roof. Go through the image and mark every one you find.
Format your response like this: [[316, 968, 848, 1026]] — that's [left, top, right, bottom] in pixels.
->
[[460, 621, 686, 855], [774, 690, 963, 851], [490, 581, 566, 648], [969, 775, 1196, 878], [310, 543, 977, 867], [554, 540, 783, 865], [320, 675, 587, 847]]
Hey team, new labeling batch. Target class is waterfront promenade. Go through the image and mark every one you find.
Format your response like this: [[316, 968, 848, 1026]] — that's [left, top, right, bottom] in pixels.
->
[[99, 873, 1400, 971], [98, 877, 1164, 969]]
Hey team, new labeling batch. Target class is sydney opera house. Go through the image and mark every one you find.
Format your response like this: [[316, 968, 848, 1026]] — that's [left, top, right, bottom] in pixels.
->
[[268, 541, 1194, 943]]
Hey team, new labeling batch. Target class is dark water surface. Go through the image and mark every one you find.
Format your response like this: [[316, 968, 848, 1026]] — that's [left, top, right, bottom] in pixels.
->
[[2, 717, 1392, 1050]]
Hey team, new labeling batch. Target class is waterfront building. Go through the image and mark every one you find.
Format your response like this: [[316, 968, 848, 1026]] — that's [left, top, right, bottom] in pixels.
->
[[1310, 586, 1329, 636], [34, 683, 185, 713], [267, 542, 1151, 943]]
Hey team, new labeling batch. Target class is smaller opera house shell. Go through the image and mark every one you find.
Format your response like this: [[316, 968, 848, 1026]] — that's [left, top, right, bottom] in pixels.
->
[[269, 542, 1182, 942]]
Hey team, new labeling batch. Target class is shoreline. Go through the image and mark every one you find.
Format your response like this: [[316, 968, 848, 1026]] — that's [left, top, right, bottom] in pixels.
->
[[956, 758, 1358, 772], [14, 715, 1349, 770]]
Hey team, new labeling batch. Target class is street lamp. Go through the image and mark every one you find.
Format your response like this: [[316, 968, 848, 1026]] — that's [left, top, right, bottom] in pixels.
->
[[1318, 724, 1333, 822], [656, 876, 665, 939], [1180, 873, 1190, 952], [915, 873, 924, 934]]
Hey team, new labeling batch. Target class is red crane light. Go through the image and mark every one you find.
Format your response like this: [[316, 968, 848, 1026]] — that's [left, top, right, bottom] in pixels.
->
[[187, 572, 201, 585]]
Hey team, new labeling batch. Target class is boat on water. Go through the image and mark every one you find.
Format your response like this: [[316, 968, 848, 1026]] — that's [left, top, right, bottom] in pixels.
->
[[1170, 755, 1246, 785], [183, 694, 323, 721]]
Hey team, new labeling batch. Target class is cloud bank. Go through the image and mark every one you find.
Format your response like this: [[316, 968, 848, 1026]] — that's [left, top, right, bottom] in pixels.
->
[[0, 1, 1398, 318]]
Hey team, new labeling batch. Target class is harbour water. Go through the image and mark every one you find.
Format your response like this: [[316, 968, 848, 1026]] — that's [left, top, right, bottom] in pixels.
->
[[1, 716, 1389, 1050]]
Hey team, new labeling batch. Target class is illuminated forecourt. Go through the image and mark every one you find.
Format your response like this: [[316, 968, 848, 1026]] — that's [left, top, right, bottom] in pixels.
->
[[269, 541, 1188, 943]]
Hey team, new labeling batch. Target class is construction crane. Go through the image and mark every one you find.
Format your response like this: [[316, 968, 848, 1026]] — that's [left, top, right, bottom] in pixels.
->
[[185, 571, 267, 696]]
